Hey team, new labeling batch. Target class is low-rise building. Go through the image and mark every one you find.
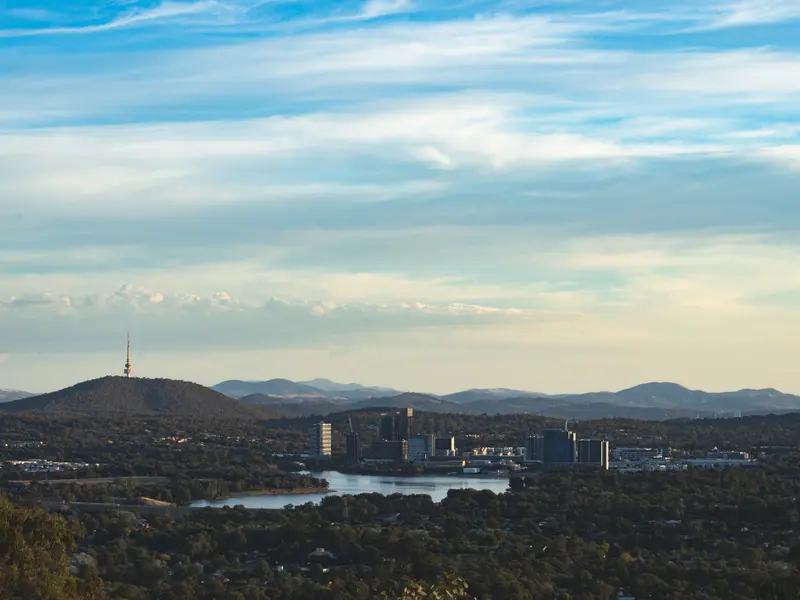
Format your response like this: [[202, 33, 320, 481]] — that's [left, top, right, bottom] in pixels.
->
[[435, 437, 457, 456], [611, 447, 663, 462], [408, 434, 435, 462], [684, 458, 753, 469], [706, 449, 749, 460]]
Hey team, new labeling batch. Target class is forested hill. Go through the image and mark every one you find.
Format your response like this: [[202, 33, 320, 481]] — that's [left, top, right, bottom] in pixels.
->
[[0, 376, 274, 419]]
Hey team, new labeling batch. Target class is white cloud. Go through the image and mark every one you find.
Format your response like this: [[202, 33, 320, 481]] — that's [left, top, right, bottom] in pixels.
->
[[0, 1, 226, 37], [360, 0, 416, 19], [0, 286, 548, 319], [757, 145, 800, 169], [411, 146, 455, 169], [707, 0, 800, 29], [3, 9, 800, 141], [0, 285, 568, 358], [0, 97, 747, 218], [636, 50, 800, 96], [6, 231, 800, 318]]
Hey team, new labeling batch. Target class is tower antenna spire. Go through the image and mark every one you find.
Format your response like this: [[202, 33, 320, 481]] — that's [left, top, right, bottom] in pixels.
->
[[124, 332, 132, 378]]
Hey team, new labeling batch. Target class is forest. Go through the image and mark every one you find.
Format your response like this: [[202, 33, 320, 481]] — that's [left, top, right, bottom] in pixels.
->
[[2, 411, 800, 599], [3, 469, 800, 599]]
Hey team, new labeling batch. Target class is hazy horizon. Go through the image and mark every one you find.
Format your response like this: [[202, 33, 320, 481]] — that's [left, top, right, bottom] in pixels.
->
[[3, 1, 800, 393], [4, 358, 799, 398]]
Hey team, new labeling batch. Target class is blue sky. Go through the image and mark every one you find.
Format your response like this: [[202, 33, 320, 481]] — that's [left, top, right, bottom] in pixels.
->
[[2, 0, 800, 393]]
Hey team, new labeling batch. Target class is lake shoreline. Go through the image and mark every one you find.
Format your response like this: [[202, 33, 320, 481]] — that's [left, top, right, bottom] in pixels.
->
[[191, 472, 511, 509], [209, 487, 332, 501]]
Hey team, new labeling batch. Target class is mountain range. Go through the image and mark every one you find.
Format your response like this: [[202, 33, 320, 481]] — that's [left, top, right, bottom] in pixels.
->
[[4, 378, 800, 421], [212, 378, 403, 402], [213, 379, 800, 420]]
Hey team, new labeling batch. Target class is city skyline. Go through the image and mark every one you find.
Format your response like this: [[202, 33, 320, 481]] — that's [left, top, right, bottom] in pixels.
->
[[3, 1, 800, 392]]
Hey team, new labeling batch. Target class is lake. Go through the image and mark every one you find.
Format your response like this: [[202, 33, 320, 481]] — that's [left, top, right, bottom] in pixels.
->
[[191, 471, 512, 509]]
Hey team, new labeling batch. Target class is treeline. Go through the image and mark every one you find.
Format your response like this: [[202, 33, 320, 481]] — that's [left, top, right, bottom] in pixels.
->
[[6, 472, 327, 507]]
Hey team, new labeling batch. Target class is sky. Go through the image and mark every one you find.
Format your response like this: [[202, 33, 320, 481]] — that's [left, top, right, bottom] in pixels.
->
[[2, 0, 800, 394]]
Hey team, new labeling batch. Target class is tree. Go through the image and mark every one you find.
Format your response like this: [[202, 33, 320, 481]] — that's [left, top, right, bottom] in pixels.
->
[[0, 498, 105, 599], [790, 545, 800, 571], [381, 575, 472, 599]]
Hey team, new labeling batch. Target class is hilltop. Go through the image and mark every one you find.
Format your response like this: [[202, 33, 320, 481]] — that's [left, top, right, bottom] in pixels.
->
[[0, 377, 274, 419]]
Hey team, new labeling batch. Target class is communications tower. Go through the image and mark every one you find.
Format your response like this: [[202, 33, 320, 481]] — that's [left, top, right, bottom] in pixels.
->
[[123, 332, 132, 377]]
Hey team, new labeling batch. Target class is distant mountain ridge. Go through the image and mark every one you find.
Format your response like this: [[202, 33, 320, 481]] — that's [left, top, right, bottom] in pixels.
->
[[442, 388, 552, 404], [210, 378, 800, 420], [0, 377, 275, 419], [212, 378, 401, 401], [4, 377, 799, 421], [298, 378, 398, 394], [0, 389, 35, 403], [212, 379, 325, 398], [348, 392, 457, 412], [459, 382, 800, 419]]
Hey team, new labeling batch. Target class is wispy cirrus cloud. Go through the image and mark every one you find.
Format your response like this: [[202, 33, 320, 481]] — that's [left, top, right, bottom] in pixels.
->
[[705, 0, 800, 29], [359, 0, 416, 19], [0, 0, 228, 38]]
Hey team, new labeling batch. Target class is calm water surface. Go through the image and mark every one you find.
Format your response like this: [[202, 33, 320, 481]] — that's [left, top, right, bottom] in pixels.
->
[[191, 471, 512, 509]]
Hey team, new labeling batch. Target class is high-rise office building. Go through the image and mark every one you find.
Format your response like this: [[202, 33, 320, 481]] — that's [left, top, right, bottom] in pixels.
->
[[526, 435, 544, 462], [397, 408, 414, 440], [577, 439, 609, 469], [379, 408, 414, 441], [379, 413, 396, 441], [346, 431, 361, 463], [526, 428, 577, 465], [542, 428, 576, 464], [407, 434, 435, 462], [370, 440, 408, 462], [308, 422, 332, 457]]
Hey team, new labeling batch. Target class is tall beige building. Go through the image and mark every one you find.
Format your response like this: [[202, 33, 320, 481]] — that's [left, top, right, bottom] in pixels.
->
[[309, 422, 332, 457]]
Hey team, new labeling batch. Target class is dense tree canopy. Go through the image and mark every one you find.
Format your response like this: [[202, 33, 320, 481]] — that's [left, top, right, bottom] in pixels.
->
[[0, 498, 104, 599]]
